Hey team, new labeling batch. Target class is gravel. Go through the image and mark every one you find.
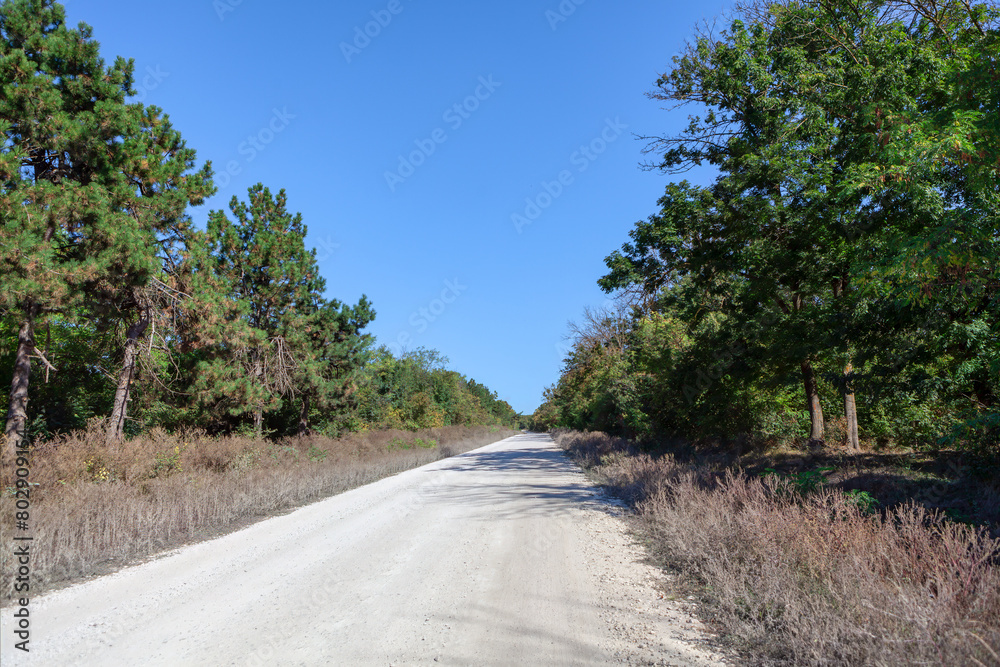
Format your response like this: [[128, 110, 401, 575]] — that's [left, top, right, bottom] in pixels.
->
[[1, 433, 726, 666]]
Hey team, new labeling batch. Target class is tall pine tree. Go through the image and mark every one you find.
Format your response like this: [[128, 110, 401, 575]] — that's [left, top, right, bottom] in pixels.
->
[[0, 0, 212, 457], [202, 184, 373, 436]]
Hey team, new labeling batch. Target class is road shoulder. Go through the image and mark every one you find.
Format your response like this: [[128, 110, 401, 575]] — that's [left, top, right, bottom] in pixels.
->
[[578, 487, 728, 666]]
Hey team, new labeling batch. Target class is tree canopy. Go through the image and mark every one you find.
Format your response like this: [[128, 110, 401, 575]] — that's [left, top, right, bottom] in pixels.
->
[[539, 0, 998, 455], [1, 1, 519, 458]]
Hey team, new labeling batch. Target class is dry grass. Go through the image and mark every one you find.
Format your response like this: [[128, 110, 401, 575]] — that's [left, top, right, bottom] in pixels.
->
[[1, 424, 514, 598], [555, 429, 1000, 667]]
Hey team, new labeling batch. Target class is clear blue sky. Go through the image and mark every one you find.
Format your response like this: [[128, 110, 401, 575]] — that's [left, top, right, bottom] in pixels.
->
[[64, 0, 729, 415]]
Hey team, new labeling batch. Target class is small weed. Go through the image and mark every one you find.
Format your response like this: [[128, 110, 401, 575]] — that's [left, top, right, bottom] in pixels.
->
[[231, 448, 259, 473], [844, 489, 880, 514], [389, 437, 437, 450], [307, 445, 328, 462], [762, 466, 835, 495], [85, 456, 111, 483], [388, 437, 411, 451], [3, 482, 40, 497], [149, 445, 183, 479], [270, 445, 300, 461]]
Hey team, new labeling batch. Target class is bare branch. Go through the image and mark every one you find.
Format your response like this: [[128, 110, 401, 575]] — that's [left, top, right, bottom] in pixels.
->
[[31, 346, 57, 382]]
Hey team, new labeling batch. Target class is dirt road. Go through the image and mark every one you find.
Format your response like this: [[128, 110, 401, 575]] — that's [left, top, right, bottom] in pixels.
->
[[1, 433, 724, 666]]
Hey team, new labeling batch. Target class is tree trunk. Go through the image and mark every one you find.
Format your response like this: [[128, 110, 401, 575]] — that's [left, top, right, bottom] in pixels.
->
[[252, 350, 264, 438], [298, 394, 310, 436], [253, 409, 263, 437], [107, 311, 150, 445], [4, 311, 35, 464], [843, 363, 860, 451], [800, 359, 825, 445]]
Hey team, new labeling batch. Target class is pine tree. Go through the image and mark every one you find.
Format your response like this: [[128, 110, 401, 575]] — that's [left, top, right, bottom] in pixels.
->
[[203, 184, 374, 436], [0, 0, 212, 457], [289, 295, 375, 435]]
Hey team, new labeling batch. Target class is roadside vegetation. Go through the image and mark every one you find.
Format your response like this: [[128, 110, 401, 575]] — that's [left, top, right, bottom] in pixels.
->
[[557, 429, 1000, 666], [534, 0, 998, 459], [0, 0, 523, 598], [0, 0, 521, 463], [0, 423, 514, 596], [534, 0, 998, 664]]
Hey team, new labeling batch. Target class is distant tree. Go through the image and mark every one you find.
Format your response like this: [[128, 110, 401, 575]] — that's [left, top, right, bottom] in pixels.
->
[[351, 346, 516, 431], [202, 184, 373, 436], [290, 295, 375, 435]]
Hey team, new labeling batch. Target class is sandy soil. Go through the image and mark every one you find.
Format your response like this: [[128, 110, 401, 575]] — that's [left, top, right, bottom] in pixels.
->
[[1, 433, 725, 666]]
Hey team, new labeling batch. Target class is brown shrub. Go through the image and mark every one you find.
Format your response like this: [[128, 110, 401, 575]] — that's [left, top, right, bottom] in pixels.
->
[[1, 424, 514, 597], [555, 430, 1000, 666]]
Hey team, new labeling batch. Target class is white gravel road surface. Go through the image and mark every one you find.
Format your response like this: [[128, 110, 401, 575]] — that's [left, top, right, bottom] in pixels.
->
[[1, 433, 725, 666]]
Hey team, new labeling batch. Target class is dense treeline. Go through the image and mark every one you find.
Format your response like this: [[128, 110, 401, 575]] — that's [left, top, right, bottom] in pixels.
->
[[0, 0, 517, 462], [535, 0, 999, 455]]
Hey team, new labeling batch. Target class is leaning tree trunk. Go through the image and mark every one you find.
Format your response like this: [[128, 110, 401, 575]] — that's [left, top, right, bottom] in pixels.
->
[[107, 311, 151, 445], [4, 310, 36, 465], [800, 359, 825, 445], [843, 362, 860, 451]]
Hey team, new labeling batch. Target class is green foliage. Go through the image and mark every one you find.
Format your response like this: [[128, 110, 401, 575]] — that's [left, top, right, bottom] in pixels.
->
[[540, 0, 998, 457], [356, 347, 518, 432], [306, 445, 328, 463], [1, 2, 511, 447], [386, 436, 436, 451], [762, 467, 835, 495], [0, 316, 114, 438], [844, 489, 880, 515], [149, 446, 183, 479]]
